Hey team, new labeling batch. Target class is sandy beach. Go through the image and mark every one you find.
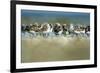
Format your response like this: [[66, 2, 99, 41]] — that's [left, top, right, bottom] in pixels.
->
[[21, 36, 90, 63]]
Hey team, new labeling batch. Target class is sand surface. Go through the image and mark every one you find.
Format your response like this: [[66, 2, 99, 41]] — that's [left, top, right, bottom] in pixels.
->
[[21, 36, 90, 63]]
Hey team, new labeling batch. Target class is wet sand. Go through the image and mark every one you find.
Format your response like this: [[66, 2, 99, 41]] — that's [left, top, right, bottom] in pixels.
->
[[21, 36, 90, 63]]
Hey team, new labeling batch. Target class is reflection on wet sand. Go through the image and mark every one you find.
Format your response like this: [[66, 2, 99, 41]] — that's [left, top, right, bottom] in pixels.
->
[[21, 37, 90, 63]]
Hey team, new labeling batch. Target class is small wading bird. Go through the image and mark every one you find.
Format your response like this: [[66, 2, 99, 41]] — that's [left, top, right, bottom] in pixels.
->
[[53, 23, 63, 36], [62, 24, 69, 36]]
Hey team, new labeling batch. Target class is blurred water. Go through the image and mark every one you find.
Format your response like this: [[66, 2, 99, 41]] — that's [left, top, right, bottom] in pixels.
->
[[22, 10, 90, 25]]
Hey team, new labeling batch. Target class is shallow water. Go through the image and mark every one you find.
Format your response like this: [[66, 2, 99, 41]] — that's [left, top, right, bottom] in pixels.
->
[[21, 36, 90, 63]]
